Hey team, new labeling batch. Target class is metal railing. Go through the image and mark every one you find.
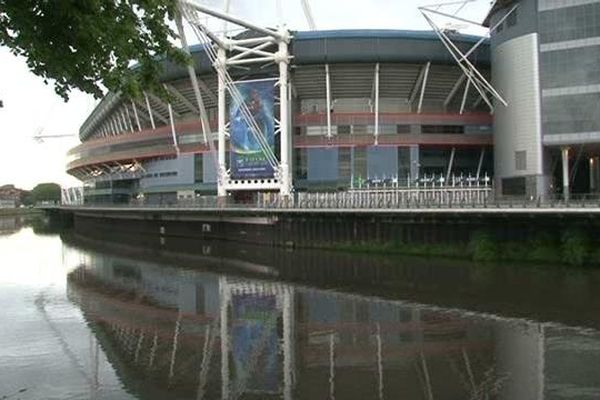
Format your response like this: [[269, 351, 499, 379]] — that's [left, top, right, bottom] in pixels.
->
[[57, 187, 600, 211]]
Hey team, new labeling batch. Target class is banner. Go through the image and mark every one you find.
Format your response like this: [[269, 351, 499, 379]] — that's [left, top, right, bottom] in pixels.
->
[[229, 80, 275, 179], [231, 294, 280, 393]]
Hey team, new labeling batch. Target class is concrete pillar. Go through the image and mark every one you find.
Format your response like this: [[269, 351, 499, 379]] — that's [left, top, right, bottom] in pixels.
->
[[217, 47, 227, 198], [278, 36, 292, 197], [410, 145, 420, 184], [590, 157, 598, 193], [561, 147, 570, 201]]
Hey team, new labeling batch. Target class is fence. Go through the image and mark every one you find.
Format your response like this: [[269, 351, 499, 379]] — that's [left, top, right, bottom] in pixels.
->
[[294, 187, 492, 209]]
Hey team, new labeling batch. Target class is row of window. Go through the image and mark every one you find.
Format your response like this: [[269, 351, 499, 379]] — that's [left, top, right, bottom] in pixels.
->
[[142, 171, 178, 179], [543, 93, 600, 134], [541, 44, 600, 89], [294, 147, 492, 181], [296, 125, 475, 135], [540, 1, 600, 44], [493, 8, 518, 34]]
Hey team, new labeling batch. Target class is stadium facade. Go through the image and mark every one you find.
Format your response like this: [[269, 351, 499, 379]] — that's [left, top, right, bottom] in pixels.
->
[[67, 1, 600, 203]]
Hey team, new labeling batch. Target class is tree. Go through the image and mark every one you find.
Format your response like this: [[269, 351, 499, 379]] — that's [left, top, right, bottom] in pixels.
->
[[0, 0, 187, 100], [31, 183, 61, 204]]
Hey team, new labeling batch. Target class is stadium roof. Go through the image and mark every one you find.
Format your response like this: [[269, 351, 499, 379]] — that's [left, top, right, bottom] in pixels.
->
[[294, 29, 486, 43], [79, 29, 489, 141]]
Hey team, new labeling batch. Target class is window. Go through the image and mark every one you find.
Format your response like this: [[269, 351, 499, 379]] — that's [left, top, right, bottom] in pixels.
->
[[194, 153, 203, 183], [543, 93, 600, 135], [506, 9, 518, 27], [294, 149, 307, 180], [396, 125, 411, 134], [515, 151, 527, 171], [338, 125, 351, 135], [422, 125, 464, 134], [339, 148, 352, 180], [540, 2, 600, 44], [352, 125, 367, 135], [502, 177, 526, 196]]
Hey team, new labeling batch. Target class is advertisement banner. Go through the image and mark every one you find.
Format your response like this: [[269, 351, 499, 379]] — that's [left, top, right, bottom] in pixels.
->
[[229, 79, 275, 179]]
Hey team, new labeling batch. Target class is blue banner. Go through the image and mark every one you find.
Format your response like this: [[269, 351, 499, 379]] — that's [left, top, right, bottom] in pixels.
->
[[231, 294, 280, 393], [230, 80, 275, 179]]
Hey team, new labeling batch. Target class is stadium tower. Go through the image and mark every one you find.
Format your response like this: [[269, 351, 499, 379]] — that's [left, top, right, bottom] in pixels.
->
[[487, 0, 600, 200]]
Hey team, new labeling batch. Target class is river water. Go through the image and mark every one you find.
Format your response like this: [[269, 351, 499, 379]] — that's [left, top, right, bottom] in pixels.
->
[[1, 216, 600, 400]]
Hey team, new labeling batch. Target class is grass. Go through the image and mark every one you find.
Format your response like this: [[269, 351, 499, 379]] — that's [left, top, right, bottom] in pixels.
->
[[0, 208, 43, 216], [330, 228, 600, 268], [333, 240, 467, 259]]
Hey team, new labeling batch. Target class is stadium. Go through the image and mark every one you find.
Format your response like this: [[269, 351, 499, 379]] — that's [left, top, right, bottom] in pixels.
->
[[65, 0, 600, 204]]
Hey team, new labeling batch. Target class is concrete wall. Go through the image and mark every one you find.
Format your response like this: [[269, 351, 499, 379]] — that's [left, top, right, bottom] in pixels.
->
[[140, 154, 195, 190], [489, 0, 538, 48], [492, 32, 547, 196]]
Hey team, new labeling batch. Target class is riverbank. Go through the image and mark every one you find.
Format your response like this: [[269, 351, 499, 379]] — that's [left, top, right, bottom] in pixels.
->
[[0, 208, 43, 217], [332, 229, 600, 267], [54, 206, 600, 268]]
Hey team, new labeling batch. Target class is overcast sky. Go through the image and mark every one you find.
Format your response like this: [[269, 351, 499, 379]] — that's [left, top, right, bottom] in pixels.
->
[[0, 0, 490, 190]]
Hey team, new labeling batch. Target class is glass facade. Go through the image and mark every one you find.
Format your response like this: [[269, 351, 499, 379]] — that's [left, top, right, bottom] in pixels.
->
[[541, 45, 600, 89], [539, 0, 600, 137], [367, 147, 398, 179], [307, 148, 339, 181], [543, 93, 600, 134], [293, 145, 487, 188], [539, 2, 600, 44]]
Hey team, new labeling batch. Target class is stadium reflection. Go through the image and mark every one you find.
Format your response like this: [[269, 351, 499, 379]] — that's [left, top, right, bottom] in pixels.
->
[[64, 240, 600, 400]]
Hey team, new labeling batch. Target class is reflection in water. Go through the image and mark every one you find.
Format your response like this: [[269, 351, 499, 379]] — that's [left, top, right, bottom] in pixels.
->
[[1, 223, 600, 399], [63, 246, 600, 400], [0, 216, 24, 234], [0, 215, 51, 236]]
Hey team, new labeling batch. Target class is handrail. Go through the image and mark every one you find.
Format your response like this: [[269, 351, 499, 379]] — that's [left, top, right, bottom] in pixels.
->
[[58, 186, 600, 211]]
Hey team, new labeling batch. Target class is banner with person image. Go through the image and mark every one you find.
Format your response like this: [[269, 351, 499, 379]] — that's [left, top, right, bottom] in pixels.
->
[[229, 79, 276, 179]]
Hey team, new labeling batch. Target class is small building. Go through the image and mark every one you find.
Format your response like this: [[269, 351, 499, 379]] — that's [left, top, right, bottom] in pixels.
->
[[0, 199, 16, 208]]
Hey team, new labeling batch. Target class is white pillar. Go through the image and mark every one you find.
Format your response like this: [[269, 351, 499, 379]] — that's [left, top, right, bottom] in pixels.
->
[[460, 78, 470, 115], [124, 107, 134, 132], [283, 288, 295, 400], [590, 157, 598, 193], [278, 35, 292, 197], [374, 63, 380, 143], [144, 92, 156, 130], [417, 61, 431, 114], [446, 147, 456, 183], [325, 63, 332, 139], [217, 47, 228, 197], [131, 100, 142, 131], [219, 278, 230, 400], [562, 147, 570, 200], [476, 147, 485, 179], [167, 102, 179, 153]]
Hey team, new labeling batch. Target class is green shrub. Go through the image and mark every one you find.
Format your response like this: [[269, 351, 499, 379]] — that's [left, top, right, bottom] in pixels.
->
[[528, 232, 560, 263], [561, 229, 589, 266], [588, 246, 600, 266], [469, 231, 498, 262]]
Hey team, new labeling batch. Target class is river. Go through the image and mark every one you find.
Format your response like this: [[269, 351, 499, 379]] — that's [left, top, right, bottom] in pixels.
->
[[1, 215, 599, 399]]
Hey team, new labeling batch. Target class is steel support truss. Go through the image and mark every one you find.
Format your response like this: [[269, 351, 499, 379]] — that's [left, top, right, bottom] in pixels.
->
[[419, 0, 519, 113], [177, 0, 293, 197]]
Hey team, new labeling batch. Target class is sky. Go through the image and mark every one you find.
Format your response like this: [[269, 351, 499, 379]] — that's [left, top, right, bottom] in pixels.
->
[[0, 0, 490, 190]]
